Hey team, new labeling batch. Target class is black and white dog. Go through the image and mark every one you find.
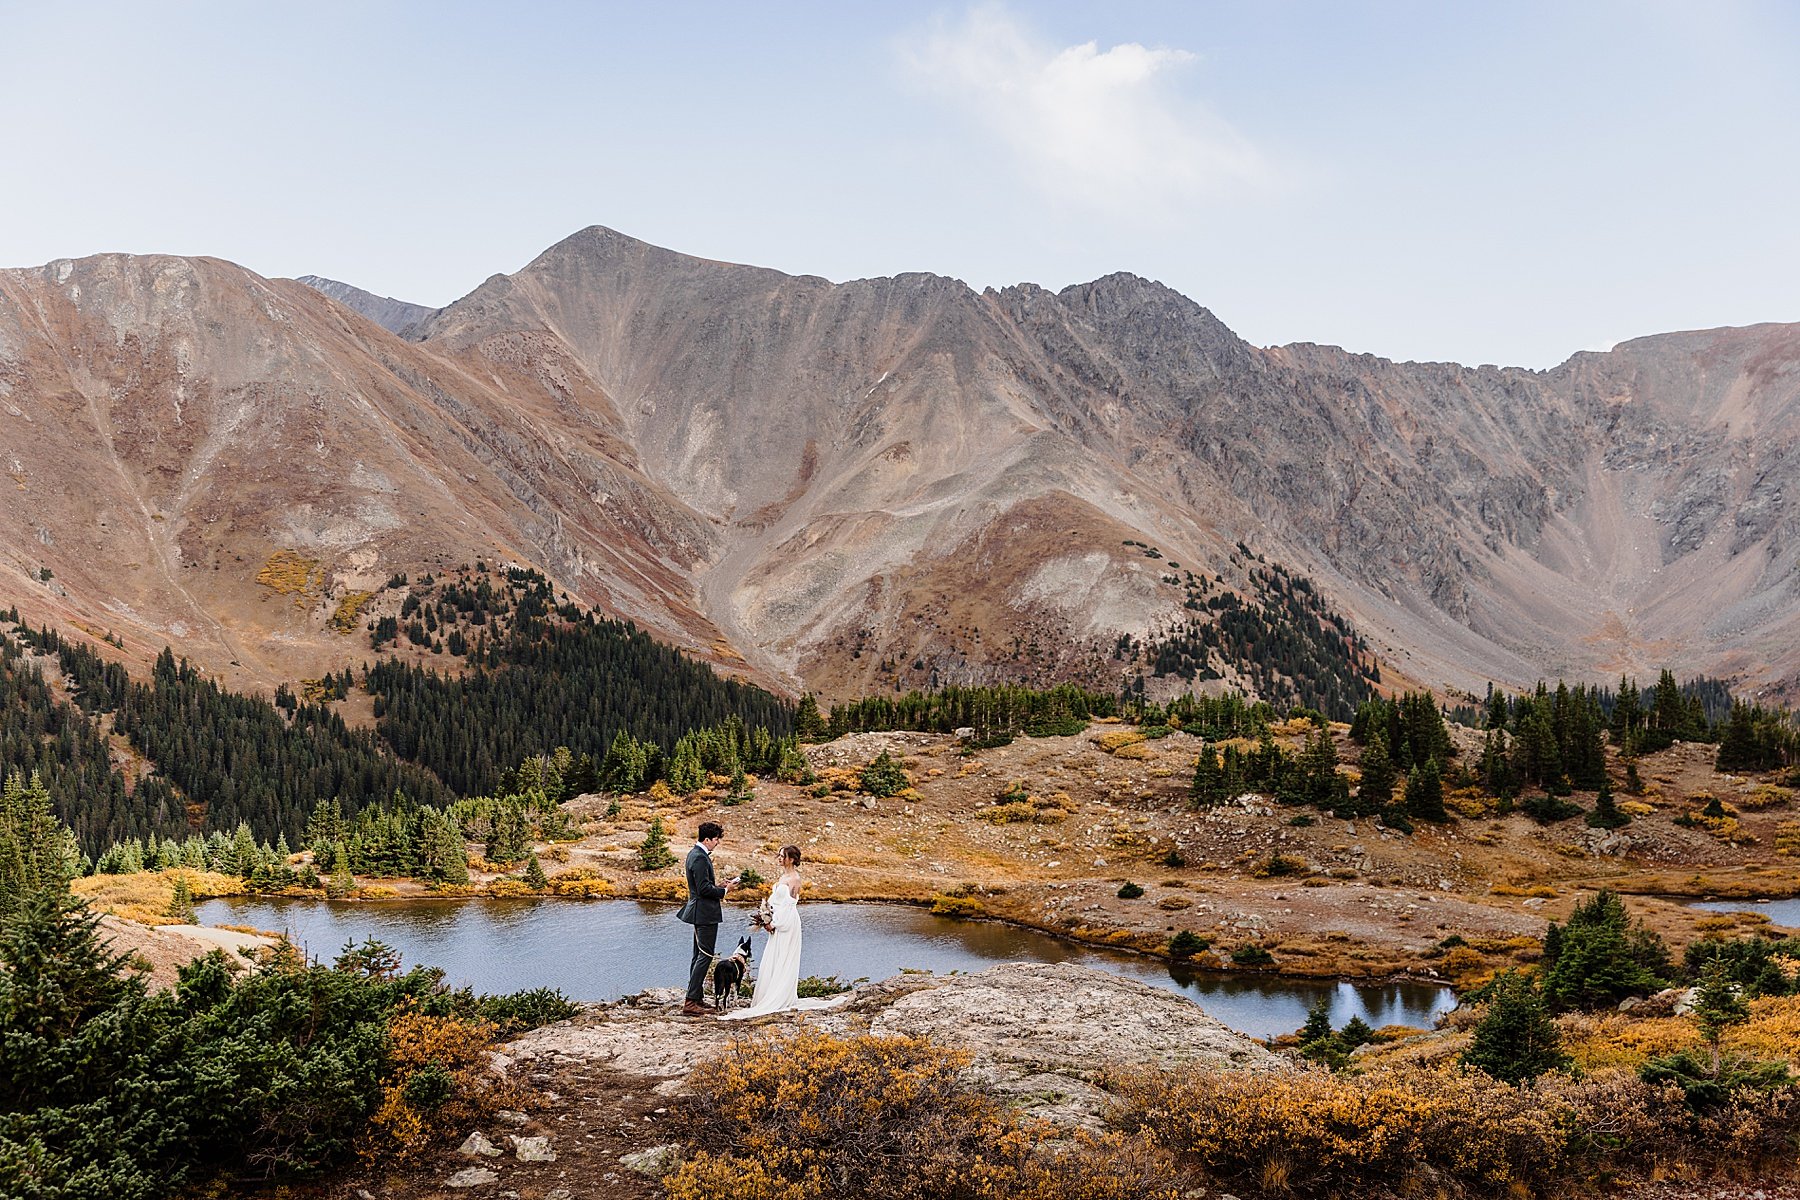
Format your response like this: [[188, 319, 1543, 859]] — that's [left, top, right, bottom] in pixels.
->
[[711, 935, 754, 1010]]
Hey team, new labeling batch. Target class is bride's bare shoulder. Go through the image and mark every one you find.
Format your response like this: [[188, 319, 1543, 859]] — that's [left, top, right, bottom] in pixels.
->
[[782, 870, 803, 893]]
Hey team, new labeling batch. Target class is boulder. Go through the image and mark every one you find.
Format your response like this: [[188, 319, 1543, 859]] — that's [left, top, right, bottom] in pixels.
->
[[445, 1166, 500, 1188], [620, 1143, 681, 1176], [457, 1131, 502, 1157], [510, 1134, 555, 1162]]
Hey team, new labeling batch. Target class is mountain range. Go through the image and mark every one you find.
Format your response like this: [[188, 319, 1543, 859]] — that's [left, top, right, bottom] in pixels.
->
[[4, 226, 1797, 705]]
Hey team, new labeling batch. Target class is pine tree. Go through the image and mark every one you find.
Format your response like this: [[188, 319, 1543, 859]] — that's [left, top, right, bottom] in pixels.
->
[[667, 738, 706, 794], [1298, 998, 1333, 1045], [1463, 971, 1568, 1083], [724, 762, 752, 806], [1586, 776, 1630, 829], [795, 692, 828, 741], [638, 816, 676, 871], [1189, 746, 1228, 807], [860, 750, 909, 798], [1403, 758, 1447, 822], [1479, 727, 1514, 798], [418, 808, 469, 885], [1540, 890, 1670, 1009], [164, 874, 196, 924], [1691, 956, 1749, 1067], [523, 853, 548, 891], [0, 772, 82, 918], [487, 802, 529, 865], [326, 842, 356, 897], [1357, 731, 1396, 812], [1610, 675, 1643, 747]]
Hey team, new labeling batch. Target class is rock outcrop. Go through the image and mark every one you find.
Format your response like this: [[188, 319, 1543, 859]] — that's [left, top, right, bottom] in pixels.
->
[[500, 961, 1280, 1129]]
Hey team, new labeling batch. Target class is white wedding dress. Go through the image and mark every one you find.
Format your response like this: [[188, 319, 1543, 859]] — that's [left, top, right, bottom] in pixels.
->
[[721, 880, 844, 1019]]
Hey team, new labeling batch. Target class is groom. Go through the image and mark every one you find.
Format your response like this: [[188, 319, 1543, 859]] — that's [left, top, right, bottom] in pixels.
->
[[677, 820, 737, 1017]]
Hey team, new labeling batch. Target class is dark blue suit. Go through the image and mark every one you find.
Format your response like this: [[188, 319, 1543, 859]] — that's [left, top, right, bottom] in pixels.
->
[[679, 843, 727, 1003]]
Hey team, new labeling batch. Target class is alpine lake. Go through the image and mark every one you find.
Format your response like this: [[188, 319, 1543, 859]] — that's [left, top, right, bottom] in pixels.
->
[[198, 895, 1455, 1042]]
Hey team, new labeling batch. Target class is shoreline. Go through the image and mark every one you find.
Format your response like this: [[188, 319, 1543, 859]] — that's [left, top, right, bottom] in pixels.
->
[[194, 886, 1464, 995]]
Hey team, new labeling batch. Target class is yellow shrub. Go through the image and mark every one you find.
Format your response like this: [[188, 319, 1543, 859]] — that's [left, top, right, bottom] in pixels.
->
[[1439, 946, 1488, 977], [930, 894, 985, 918], [1620, 800, 1656, 818], [549, 877, 615, 898], [1560, 1012, 1700, 1071], [329, 590, 372, 633], [1741, 785, 1793, 811], [1728, 995, 1800, 1067], [1776, 823, 1800, 856], [1106, 1064, 1570, 1193], [636, 878, 687, 901], [645, 780, 677, 804], [1093, 729, 1148, 752], [663, 1029, 1182, 1200], [1490, 883, 1558, 898], [359, 1009, 520, 1163], [255, 549, 325, 603], [484, 878, 535, 898], [71, 869, 245, 925], [1112, 742, 1152, 760], [1444, 791, 1492, 819]]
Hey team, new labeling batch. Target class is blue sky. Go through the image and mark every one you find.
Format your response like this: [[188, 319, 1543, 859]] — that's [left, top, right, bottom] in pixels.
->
[[4, 1, 1797, 367]]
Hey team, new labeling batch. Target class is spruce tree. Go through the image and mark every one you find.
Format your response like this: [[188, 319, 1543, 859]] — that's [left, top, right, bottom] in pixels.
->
[[1463, 971, 1568, 1083], [795, 692, 828, 741], [1403, 758, 1448, 823], [1190, 746, 1228, 807], [667, 738, 706, 794], [1357, 731, 1396, 812], [523, 853, 548, 891], [164, 874, 196, 924], [1586, 777, 1629, 829], [1540, 890, 1670, 1009], [0, 772, 81, 919], [1692, 956, 1749, 1066], [638, 816, 676, 871], [1298, 998, 1333, 1044], [860, 751, 909, 798], [327, 842, 355, 897]]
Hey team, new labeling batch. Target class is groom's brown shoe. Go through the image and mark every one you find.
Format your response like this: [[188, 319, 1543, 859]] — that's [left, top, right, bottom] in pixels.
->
[[681, 1001, 710, 1017]]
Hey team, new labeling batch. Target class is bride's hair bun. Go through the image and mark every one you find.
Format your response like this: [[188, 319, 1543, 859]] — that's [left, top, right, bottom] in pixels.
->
[[781, 844, 802, 865]]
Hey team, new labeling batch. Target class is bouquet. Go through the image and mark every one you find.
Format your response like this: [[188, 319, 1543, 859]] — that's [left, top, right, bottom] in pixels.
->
[[750, 899, 776, 934]]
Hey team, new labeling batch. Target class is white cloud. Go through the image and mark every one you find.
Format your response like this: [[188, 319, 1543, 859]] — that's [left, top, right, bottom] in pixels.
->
[[903, 4, 1269, 218]]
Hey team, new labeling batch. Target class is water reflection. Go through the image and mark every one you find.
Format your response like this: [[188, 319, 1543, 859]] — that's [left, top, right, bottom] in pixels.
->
[[196, 896, 1455, 1041]]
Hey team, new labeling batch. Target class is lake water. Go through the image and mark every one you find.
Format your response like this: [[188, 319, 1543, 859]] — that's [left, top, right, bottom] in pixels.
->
[[1690, 897, 1800, 926], [196, 896, 1456, 1041]]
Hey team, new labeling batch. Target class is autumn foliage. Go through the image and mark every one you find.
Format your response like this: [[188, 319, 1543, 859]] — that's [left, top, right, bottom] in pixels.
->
[[663, 1028, 1182, 1200]]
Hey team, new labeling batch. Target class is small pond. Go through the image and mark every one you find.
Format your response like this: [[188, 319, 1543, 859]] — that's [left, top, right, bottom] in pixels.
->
[[197, 897, 1455, 1041], [1689, 897, 1800, 927]]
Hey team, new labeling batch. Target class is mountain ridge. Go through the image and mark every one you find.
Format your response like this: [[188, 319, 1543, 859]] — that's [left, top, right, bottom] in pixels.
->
[[5, 228, 1799, 706]]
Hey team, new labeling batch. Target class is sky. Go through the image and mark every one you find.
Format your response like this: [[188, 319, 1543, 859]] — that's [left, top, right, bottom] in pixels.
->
[[3, 0, 1797, 368]]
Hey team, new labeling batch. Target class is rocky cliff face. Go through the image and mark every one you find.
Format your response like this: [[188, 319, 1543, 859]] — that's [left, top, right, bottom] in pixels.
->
[[5, 228, 1799, 700]]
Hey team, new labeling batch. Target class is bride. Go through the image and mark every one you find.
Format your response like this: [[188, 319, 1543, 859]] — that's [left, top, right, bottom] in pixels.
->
[[721, 845, 842, 1019]]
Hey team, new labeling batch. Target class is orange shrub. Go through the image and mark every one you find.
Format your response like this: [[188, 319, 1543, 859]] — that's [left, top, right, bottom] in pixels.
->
[[359, 1009, 520, 1162], [663, 1029, 1182, 1200], [1105, 1063, 1571, 1195]]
